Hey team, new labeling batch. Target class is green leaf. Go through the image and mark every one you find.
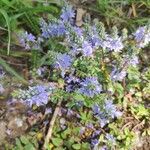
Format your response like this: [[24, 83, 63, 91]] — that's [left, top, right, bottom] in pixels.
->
[[0, 9, 11, 55], [125, 137, 131, 146], [31, 49, 41, 68], [137, 105, 149, 117], [15, 138, 23, 149], [61, 128, 71, 139], [81, 142, 90, 149], [1, 0, 16, 9], [114, 83, 124, 98], [24, 143, 35, 150], [0, 57, 28, 84], [72, 143, 81, 150], [19, 6, 59, 14], [74, 94, 85, 101], [127, 66, 140, 82], [53, 148, 65, 150], [20, 136, 29, 145], [51, 138, 63, 147]]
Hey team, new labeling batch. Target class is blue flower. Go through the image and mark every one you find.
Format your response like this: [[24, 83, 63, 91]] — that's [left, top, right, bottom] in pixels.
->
[[104, 100, 122, 118], [134, 26, 145, 42], [82, 41, 93, 57], [20, 31, 36, 49], [78, 77, 102, 97], [65, 25, 84, 56], [92, 130, 101, 138], [25, 85, 52, 106], [90, 35, 104, 49], [134, 26, 150, 48], [40, 19, 50, 38], [105, 36, 123, 52], [66, 109, 74, 117], [74, 27, 83, 37], [86, 123, 94, 129], [40, 19, 66, 38], [91, 139, 99, 146], [92, 100, 122, 127], [28, 92, 49, 107], [54, 53, 73, 77], [60, 5, 75, 22], [45, 108, 52, 115], [65, 74, 81, 92], [92, 105, 109, 127], [49, 23, 66, 37], [105, 134, 116, 145], [17, 85, 54, 107], [101, 145, 108, 150], [111, 68, 126, 81], [88, 26, 105, 49], [92, 104, 100, 115], [65, 74, 80, 84], [129, 56, 139, 67]]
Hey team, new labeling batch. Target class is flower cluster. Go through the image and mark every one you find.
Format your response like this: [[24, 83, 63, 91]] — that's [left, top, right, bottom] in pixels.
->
[[19, 31, 36, 49], [54, 53, 73, 77], [93, 134, 116, 149], [38, 8, 126, 58], [129, 56, 139, 66], [17, 3, 150, 149], [78, 77, 102, 98], [14, 85, 55, 107], [105, 133, 116, 145], [82, 41, 93, 57], [93, 100, 122, 127], [134, 26, 150, 48], [20, 3, 150, 55], [40, 19, 66, 38], [64, 74, 81, 92], [104, 36, 124, 52], [19, 31, 43, 50], [111, 68, 127, 81], [60, 5, 75, 23]]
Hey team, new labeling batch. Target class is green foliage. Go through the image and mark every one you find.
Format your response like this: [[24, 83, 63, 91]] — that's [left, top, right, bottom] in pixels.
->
[[1, 0, 150, 150], [130, 104, 149, 119], [13, 135, 37, 150], [0, 57, 27, 84], [89, 0, 150, 29], [51, 137, 63, 147], [0, 8, 11, 55], [0, 0, 60, 34]]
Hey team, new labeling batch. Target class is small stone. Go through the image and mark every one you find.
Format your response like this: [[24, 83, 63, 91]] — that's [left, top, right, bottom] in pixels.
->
[[60, 118, 66, 125]]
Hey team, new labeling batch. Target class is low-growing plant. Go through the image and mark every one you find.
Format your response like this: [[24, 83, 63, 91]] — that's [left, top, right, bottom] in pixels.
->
[[11, 1, 150, 150]]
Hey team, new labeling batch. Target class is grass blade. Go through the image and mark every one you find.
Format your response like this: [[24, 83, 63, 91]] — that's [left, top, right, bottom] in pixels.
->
[[0, 9, 11, 55], [0, 57, 28, 84]]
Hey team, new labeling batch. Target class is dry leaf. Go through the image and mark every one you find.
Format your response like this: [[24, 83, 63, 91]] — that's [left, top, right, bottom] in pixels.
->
[[76, 8, 86, 27], [132, 3, 137, 17]]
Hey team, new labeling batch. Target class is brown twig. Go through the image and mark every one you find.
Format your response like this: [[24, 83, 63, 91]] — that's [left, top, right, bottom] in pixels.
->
[[132, 120, 145, 131], [43, 100, 62, 149], [121, 121, 133, 131]]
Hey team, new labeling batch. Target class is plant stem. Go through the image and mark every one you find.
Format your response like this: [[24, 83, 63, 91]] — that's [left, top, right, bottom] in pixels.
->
[[43, 100, 62, 149]]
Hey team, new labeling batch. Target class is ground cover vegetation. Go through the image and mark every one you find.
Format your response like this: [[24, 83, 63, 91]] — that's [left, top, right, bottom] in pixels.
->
[[0, 0, 150, 150]]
